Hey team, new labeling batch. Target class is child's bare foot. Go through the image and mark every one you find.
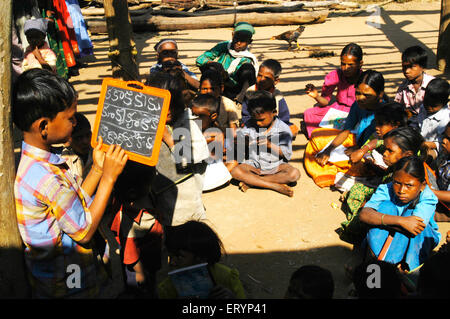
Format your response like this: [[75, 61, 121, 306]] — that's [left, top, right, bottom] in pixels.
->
[[273, 183, 294, 197], [239, 182, 249, 192]]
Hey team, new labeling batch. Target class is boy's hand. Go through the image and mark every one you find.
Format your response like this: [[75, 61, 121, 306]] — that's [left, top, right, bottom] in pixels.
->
[[399, 216, 425, 236], [422, 141, 437, 150], [92, 136, 105, 172], [102, 144, 128, 183], [162, 126, 175, 149]]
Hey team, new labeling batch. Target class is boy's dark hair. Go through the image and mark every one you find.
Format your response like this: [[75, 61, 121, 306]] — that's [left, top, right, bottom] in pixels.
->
[[200, 62, 228, 84], [374, 102, 407, 128], [285, 265, 334, 299], [233, 30, 253, 44], [12, 68, 77, 131], [341, 42, 363, 62], [164, 220, 224, 265], [353, 258, 402, 299], [401, 45, 428, 68], [192, 94, 220, 114], [383, 126, 424, 156], [260, 59, 282, 78], [114, 161, 155, 203], [200, 69, 223, 89], [72, 112, 91, 136], [146, 71, 186, 122], [246, 90, 276, 115], [417, 243, 450, 298], [423, 78, 450, 108]]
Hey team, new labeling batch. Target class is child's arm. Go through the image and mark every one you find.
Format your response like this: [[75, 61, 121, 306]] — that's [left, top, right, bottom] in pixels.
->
[[32, 47, 52, 71], [80, 140, 105, 197], [315, 129, 351, 166], [305, 84, 329, 107], [348, 139, 378, 164], [79, 144, 128, 244], [196, 42, 225, 67], [431, 189, 450, 204]]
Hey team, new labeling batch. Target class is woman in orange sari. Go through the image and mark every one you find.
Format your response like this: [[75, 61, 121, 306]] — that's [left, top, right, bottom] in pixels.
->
[[304, 70, 386, 188]]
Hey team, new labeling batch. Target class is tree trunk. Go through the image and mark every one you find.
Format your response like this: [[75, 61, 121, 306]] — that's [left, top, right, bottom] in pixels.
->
[[103, 0, 140, 81], [0, 1, 29, 298], [437, 0, 450, 72], [87, 9, 329, 33]]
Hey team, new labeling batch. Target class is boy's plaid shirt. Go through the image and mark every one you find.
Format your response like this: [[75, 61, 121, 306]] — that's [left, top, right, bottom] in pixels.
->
[[15, 142, 105, 298]]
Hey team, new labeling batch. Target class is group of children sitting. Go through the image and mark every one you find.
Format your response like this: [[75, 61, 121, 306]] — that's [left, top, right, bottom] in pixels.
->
[[11, 21, 450, 299]]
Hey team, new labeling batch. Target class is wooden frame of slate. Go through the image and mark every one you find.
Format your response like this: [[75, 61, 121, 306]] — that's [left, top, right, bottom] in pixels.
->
[[91, 78, 171, 166]]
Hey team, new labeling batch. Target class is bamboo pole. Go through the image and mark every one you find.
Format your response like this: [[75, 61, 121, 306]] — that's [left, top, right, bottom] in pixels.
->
[[0, 1, 29, 298]]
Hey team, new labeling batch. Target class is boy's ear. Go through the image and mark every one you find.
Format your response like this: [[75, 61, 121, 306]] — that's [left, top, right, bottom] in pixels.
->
[[274, 76, 280, 86], [404, 150, 414, 157], [359, 60, 364, 68], [37, 118, 49, 140]]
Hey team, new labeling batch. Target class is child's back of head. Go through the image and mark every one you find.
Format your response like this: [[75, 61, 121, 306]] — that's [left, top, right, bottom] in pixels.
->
[[423, 78, 449, 110], [285, 265, 334, 299], [375, 101, 408, 130], [12, 68, 77, 132], [164, 220, 223, 266], [352, 258, 402, 299], [191, 94, 220, 116], [402, 45, 428, 69], [417, 242, 450, 298], [114, 161, 156, 204]]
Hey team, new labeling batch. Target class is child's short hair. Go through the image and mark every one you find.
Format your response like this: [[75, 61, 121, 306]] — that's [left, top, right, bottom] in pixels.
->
[[260, 59, 282, 78], [191, 94, 220, 114], [353, 258, 402, 299], [200, 69, 223, 88], [423, 78, 450, 108], [199, 62, 228, 84], [164, 220, 224, 265], [401, 45, 428, 68], [375, 102, 407, 127], [246, 90, 276, 115], [341, 42, 363, 62], [417, 243, 450, 298], [12, 68, 77, 132], [73, 112, 91, 136], [285, 265, 334, 299]]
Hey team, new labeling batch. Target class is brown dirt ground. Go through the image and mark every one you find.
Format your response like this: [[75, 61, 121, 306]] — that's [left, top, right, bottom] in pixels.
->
[[68, 0, 450, 299]]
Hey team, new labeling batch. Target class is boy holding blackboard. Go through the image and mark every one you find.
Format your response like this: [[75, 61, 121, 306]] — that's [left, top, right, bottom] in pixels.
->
[[12, 69, 128, 298]]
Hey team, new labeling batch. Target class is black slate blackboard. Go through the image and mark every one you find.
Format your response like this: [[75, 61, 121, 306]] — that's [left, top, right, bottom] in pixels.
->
[[91, 78, 171, 166]]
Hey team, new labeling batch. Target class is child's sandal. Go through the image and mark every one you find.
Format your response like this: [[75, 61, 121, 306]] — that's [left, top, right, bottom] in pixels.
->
[[238, 182, 249, 193]]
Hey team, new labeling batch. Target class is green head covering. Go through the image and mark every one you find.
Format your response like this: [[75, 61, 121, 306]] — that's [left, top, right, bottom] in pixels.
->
[[234, 22, 255, 35]]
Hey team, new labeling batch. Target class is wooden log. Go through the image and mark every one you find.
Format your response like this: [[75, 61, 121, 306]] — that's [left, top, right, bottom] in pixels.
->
[[87, 9, 329, 33]]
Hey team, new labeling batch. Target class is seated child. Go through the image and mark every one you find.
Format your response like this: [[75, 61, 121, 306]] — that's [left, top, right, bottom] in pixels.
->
[[410, 78, 450, 161], [61, 112, 93, 180], [196, 22, 259, 103], [304, 70, 385, 188], [190, 94, 233, 191], [150, 38, 199, 90], [359, 156, 441, 273], [303, 43, 363, 138], [241, 59, 299, 138], [198, 69, 240, 135], [22, 18, 57, 73], [13, 68, 128, 298], [230, 90, 300, 197], [284, 265, 334, 299], [339, 126, 424, 246], [109, 161, 163, 296], [394, 45, 435, 120], [146, 72, 210, 227], [158, 220, 246, 299]]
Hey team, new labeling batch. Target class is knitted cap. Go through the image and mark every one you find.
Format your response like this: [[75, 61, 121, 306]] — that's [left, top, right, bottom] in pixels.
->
[[154, 39, 178, 52], [24, 18, 48, 34], [234, 22, 255, 35]]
